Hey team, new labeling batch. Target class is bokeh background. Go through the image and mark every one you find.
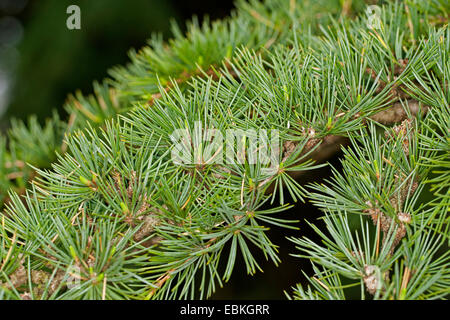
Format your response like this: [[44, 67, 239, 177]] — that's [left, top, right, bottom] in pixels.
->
[[0, 0, 235, 125], [0, 0, 349, 299]]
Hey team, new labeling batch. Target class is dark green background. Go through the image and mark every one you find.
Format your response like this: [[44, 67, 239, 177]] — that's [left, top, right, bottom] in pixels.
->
[[0, 0, 235, 125]]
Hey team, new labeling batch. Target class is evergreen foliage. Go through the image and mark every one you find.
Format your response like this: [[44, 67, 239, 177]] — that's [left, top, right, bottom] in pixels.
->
[[0, 0, 448, 300]]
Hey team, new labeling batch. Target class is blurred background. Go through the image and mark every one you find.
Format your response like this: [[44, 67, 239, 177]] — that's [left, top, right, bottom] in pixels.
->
[[0, 0, 348, 299], [0, 0, 235, 127]]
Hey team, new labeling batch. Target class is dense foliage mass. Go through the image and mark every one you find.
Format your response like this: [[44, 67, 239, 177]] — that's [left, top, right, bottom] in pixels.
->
[[0, 0, 448, 300]]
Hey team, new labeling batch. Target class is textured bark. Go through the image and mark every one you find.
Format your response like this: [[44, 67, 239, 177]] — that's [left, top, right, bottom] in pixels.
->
[[370, 99, 428, 124]]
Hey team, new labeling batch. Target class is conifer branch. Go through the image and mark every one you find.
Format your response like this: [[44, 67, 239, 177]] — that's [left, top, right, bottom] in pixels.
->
[[0, 0, 448, 300]]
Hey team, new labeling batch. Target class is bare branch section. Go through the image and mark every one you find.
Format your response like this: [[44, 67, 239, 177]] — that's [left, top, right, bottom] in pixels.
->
[[370, 99, 428, 124]]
